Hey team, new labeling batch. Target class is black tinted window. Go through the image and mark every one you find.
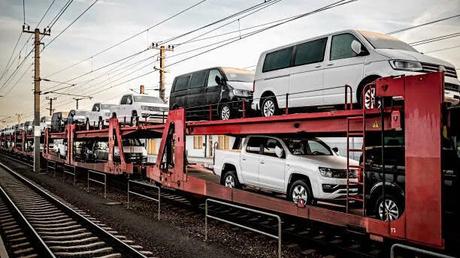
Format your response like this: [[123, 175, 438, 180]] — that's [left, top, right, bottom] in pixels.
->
[[246, 137, 264, 154], [120, 95, 129, 104], [174, 75, 190, 91], [294, 38, 327, 66], [331, 33, 360, 60], [262, 47, 293, 72], [190, 71, 207, 89]]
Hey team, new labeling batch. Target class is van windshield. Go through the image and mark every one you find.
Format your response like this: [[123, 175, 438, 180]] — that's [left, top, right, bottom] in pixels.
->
[[359, 31, 417, 52], [222, 68, 254, 82], [283, 138, 332, 155], [133, 96, 164, 104]]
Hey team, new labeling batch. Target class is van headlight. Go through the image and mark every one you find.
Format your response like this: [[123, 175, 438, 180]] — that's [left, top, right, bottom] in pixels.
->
[[389, 60, 422, 72], [232, 89, 251, 97]]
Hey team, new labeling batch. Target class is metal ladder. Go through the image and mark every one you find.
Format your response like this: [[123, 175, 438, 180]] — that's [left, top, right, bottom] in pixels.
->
[[345, 108, 366, 214]]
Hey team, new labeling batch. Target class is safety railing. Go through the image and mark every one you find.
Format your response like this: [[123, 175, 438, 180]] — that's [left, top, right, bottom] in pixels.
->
[[205, 198, 282, 258], [181, 84, 354, 121], [87, 170, 107, 199], [127, 180, 160, 220], [390, 243, 455, 258], [62, 164, 76, 185]]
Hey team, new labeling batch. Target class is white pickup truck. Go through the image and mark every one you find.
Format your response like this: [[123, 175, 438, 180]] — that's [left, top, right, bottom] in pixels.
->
[[214, 135, 359, 205], [111, 93, 168, 124]]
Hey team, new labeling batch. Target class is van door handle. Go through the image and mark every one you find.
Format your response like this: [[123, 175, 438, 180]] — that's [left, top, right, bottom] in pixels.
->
[[260, 160, 265, 164], [242, 158, 246, 161], [314, 65, 321, 68], [327, 63, 334, 66]]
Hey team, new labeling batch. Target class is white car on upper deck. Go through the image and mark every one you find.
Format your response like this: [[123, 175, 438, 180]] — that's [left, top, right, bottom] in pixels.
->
[[252, 29, 460, 116], [111, 93, 168, 124], [214, 135, 359, 205]]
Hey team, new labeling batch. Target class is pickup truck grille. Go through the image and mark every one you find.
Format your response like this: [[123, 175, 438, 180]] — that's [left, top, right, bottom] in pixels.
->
[[421, 62, 457, 78], [142, 106, 167, 112], [445, 83, 460, 92]]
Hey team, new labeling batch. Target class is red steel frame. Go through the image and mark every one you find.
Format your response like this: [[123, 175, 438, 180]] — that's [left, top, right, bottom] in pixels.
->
[[0, 72, 447, 250], [42, 118, 164, 174], [147, 72, 445, 249]]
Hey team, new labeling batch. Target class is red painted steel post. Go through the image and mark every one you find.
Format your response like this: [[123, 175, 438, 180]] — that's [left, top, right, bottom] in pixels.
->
[[209, 105, 212, 121], [285, 93, 289, 115], [242, 100, 246, 118]]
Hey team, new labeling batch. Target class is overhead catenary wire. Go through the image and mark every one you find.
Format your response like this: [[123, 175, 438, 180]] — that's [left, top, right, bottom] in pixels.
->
[[44, 0, 208, 78], [409, 32, 460, 46], [388, 14, 460, 35], [43, 0, 98, 51], [159, 0, 281, 45], [167, 0, 357, 68]]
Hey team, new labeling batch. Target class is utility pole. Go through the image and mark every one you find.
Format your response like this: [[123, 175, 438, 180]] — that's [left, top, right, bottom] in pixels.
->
[[73, 96, 92, 110], [152, 43, 173, 101], [46, 96, 57, 116], [23, 25, 50, 172]]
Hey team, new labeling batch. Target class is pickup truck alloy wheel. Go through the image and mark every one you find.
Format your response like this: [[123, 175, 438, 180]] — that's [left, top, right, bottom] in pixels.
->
[[220, 105, 231, 120], [223, 171, 239, 188], [377, 198, 400, 221], [290, 180, 312, 205], [262, 97, 277, 117]]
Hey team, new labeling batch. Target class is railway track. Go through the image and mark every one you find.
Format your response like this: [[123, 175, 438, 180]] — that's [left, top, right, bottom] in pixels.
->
[[0, 152, 384, 258], [0, 160, 152, 258]]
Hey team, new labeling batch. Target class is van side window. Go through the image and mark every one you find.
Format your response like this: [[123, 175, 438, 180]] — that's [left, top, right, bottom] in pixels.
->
[[294, 38, 327, 66], [330, 33, 360, 60], [207, 69, 223, 87], [246, 137, 264, 154], [262, 47, 293, 73], [190, 70, 207, 88], [174, 75, 190, 91]]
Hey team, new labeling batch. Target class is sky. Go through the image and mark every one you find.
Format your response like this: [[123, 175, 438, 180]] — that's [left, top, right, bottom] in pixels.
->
[[0, 0, 459, 126]]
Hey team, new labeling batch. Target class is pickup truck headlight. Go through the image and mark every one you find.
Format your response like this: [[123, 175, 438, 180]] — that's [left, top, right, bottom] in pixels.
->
[[141, 106, 149, 111], [319, 167, 357, 178], [232, 89, 251, 97], [389, 60, 422, 72]]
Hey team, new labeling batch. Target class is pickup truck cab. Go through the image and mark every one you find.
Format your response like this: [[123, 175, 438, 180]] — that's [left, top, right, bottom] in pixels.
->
[[214, 135, 359, 205], [88, 103, 116, 128], [112, 94, 168, 124]]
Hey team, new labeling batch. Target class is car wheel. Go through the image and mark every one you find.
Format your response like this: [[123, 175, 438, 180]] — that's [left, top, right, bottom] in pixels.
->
[[222, 171, 239, 188], [361, 84, 381, 109], [375, 195, 402, 221], [261, 96, 278, 117], [219, 104, 232, 120], [289, 179, 313, 206]]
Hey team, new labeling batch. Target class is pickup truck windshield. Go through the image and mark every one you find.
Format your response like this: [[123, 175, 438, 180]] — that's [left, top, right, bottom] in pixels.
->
[[284, 138, 332, 155], [133, 96, 164, 104], [360, 31, 417, 52]]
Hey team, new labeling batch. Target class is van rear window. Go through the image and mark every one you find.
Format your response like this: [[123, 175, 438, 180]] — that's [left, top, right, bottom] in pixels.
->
[[262, 47, 293, 73], [174, 75, 190, 91]]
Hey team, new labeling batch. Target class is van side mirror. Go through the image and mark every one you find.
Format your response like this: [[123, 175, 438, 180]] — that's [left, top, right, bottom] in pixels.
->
[[332, 147, 339, 154], [351, 40, 366, 56], [215, 76, 221, 85]]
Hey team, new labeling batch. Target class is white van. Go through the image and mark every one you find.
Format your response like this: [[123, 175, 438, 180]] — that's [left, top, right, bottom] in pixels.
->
[[252, 30, 460, 116]]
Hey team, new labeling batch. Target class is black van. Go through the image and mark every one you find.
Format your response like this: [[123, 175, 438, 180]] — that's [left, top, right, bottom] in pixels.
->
[[169, 67, 254, 120]]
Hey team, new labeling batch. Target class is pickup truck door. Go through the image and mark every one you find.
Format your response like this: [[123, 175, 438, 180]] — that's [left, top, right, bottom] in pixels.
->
[[258, 138, 286, 192], [240, 137, 263, 186]]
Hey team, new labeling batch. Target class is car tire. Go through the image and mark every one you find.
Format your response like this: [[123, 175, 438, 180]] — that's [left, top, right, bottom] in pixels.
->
[[288, 179, 313, 206], [131, 111, 138, 126], [375, 194, 403, 221], [221, 171, 240, 189], [359, 82, 381, 110], [261, 96, 278, 117], [219, 103, 232, 120]]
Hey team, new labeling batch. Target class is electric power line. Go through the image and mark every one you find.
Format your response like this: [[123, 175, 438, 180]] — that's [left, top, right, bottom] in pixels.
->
[[388, 14, 460, 35], [44, 0, 208, 78], [410, 32, 460, 46]]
